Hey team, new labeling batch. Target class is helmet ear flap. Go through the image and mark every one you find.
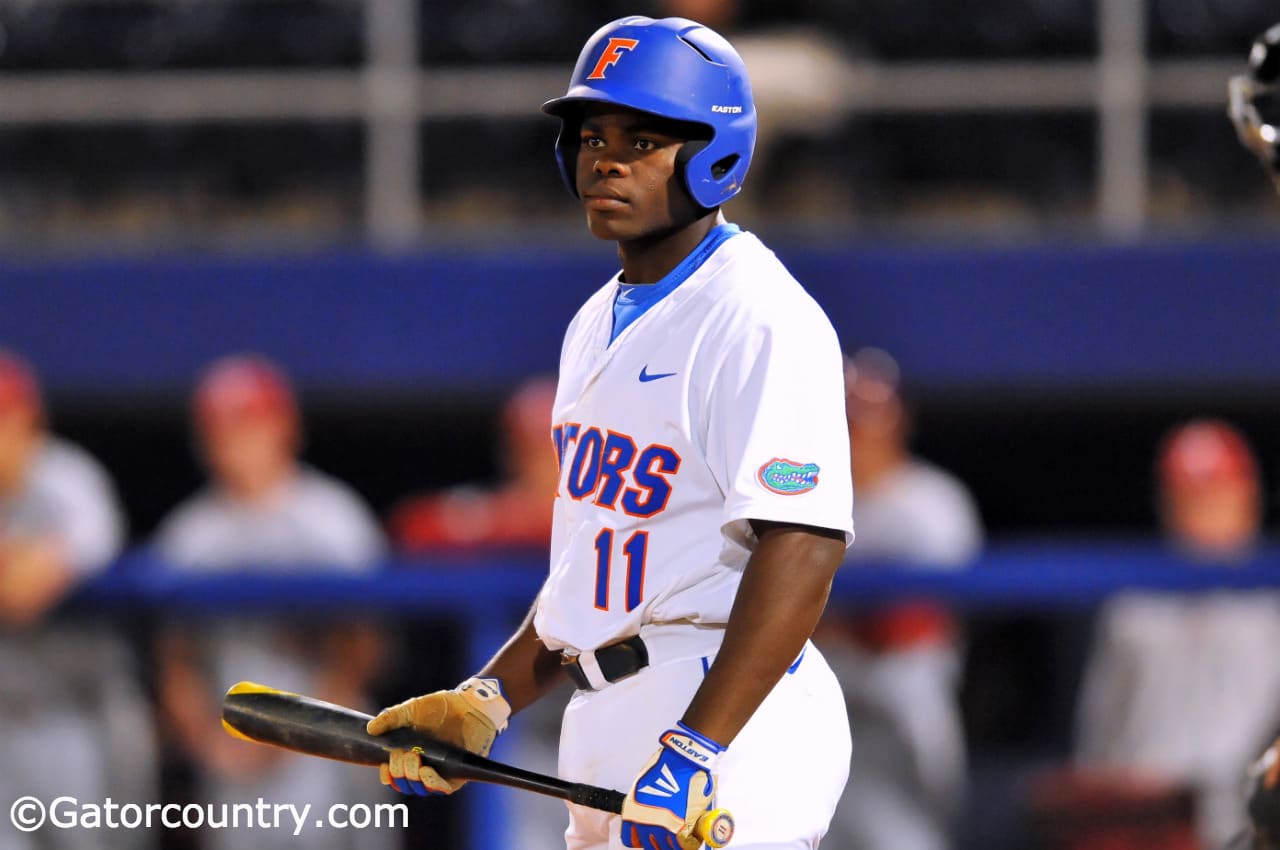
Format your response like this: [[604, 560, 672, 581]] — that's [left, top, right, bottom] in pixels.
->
[[554, 116, 584, 198], [675, 138, 709, 169], [675, 139, 716, 211], [677, 139, 745, 210]]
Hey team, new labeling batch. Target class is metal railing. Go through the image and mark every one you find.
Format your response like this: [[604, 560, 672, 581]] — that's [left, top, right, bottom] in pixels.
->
[[0, 0, 1248, 247]]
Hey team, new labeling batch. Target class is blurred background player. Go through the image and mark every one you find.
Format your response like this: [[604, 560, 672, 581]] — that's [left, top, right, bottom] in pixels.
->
[[1070, 419, 1280, 848], [388, 373, 570, 850], [390, 374, 559, 553], [152, 354, 391, 850], [1229, 23, 1280, 192], [0, 349, 155, 850], [817, 347, 983, 850]]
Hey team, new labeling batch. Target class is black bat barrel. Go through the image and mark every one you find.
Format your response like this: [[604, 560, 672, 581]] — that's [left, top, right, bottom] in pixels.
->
[[221, 683, 625, 813]]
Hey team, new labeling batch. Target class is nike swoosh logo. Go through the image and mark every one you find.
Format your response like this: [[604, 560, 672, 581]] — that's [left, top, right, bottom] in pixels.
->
[[639, 366, 677, 383]]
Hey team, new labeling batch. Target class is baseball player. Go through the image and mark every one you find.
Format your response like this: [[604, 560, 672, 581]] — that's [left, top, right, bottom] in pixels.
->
[[1229, 23, 1280, 192], [819, 348, 982, 850], [1075, 420, 1280, 848], [0, 350, 156, 850], [154, 355, 391, 850], [367, 15, 854, 850]]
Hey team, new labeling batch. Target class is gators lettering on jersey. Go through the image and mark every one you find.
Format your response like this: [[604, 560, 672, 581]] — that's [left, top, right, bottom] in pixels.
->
[[534, 229, 854, 655], [553, 426, 679, 518]]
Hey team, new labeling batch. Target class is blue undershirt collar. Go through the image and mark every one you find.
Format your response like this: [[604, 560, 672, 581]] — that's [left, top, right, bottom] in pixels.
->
[[610, 223, 741, 344]]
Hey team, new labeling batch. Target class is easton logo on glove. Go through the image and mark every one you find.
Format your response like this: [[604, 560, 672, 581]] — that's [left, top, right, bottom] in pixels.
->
[[639, 764, 683, 799], [659, 727, 720, 766]]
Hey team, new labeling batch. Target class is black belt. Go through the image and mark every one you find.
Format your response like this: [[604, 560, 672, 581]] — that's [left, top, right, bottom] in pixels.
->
[[562, 634, 650, 691]]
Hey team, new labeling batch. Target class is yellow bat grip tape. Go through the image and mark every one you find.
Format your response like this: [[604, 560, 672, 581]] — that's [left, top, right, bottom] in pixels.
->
[[226, 680, 297, 698], [219, 718, 254, 742], [222, 681, 302, 742]]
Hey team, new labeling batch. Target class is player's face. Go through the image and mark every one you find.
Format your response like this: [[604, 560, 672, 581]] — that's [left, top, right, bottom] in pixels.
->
[[0, 404, 38, 495], [575, 105, 704, 243], [199, 413, 297, 501], [1162, 477, 1260, 556]]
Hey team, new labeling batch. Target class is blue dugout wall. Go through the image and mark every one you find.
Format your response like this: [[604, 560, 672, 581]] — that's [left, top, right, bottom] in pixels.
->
[[2, 237, 1277, 394]]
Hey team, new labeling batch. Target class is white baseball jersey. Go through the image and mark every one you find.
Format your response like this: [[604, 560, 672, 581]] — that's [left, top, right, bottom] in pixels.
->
[[1077, 590, 1280, 847], [0, 436, 127, 709], [534, 225, 853, 654], [0, 436, 124, 574], [154, 465, 385, 573]]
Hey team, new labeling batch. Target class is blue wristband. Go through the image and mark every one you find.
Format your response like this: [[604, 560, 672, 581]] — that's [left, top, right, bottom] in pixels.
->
[[675, 721, 726, 754]]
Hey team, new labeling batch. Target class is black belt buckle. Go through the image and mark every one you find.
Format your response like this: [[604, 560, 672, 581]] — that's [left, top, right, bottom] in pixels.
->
[[563, 634, 650, 690]]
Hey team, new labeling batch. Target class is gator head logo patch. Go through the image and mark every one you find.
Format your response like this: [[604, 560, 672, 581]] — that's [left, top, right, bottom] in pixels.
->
[[757, 458, 820, 495]]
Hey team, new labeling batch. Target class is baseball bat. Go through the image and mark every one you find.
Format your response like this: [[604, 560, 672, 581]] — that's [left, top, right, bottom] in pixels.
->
[[221, 681, 735, 848]]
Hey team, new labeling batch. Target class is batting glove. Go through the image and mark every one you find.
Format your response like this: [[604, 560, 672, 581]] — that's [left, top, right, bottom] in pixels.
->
[[621, 722, 724, 850], [367, 676, 511, 796]]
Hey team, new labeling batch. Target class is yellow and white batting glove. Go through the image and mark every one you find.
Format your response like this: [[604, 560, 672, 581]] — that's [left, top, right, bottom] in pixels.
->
[[366, 676, 510, 796], [621, 722, 725, 850]]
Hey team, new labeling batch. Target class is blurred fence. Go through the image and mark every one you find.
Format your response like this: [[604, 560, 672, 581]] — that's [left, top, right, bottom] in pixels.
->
[[87, 541, 1280, 616], [1, 0, 1275, 246]]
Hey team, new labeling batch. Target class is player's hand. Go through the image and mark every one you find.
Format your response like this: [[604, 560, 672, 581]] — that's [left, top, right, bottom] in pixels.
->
[[621, 722, 724, 850], [367, 676, 510, 796]]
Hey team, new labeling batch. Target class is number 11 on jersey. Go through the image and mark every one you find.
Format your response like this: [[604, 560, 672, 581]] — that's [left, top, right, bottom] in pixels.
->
[[593, 528, 648, 611]]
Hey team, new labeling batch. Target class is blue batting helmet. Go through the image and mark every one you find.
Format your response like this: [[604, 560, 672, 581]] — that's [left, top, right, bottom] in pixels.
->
[[542, 16, 756, 209]]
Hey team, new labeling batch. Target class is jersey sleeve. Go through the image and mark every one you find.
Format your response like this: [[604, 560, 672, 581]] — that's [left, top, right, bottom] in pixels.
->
[[704, 299, 854, 550]]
